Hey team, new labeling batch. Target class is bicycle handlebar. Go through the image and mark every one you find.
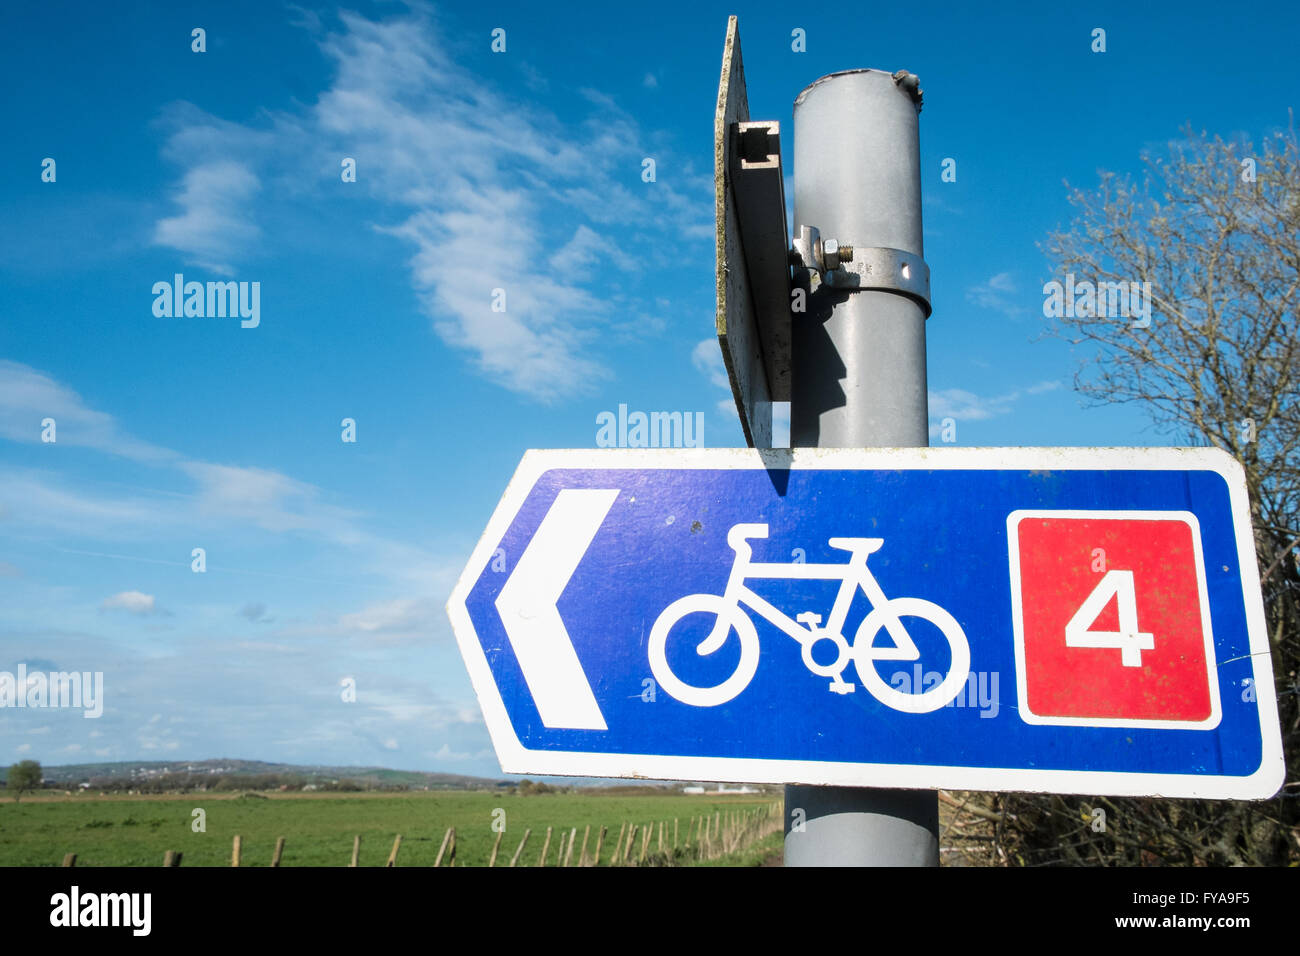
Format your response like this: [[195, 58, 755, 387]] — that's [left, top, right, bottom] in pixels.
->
[[726, 523, 769, 560]]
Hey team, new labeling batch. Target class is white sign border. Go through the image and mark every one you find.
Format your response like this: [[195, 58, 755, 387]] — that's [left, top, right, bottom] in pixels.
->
[[446, 446, 1283, 800]]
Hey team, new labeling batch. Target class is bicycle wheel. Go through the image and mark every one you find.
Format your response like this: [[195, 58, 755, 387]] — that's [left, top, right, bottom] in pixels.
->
[[852, 597, 971, 713], [647, 594, 760, 707]]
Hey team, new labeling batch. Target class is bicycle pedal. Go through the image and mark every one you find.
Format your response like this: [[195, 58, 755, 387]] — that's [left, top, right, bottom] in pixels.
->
[[829, 681, 855, 695]]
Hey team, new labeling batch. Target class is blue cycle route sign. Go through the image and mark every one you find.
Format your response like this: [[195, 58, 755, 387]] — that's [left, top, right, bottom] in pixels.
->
[[445, 447, 1283, 799]]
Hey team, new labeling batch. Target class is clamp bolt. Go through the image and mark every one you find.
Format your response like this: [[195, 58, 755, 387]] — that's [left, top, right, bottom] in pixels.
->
[[823, 240, 853, 271]]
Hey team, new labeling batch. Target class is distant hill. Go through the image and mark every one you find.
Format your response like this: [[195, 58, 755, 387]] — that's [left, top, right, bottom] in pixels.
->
[[16, 759, 505, 790], [5, 759, 776, 795]]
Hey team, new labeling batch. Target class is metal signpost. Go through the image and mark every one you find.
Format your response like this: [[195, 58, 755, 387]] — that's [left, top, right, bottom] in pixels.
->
[[446, 17, 1284, 866]]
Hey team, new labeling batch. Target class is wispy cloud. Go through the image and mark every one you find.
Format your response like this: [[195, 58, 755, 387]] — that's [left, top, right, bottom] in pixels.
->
[[147, 8, 711, 403], [965, 272, 1026, 318], [339, 596, 443, 645], [153, 160, 261, 275], [0, 360, 175, 462], [692, 338, 729, 390], [930, 380, 1061, 421], [928, 380, 1062, 435], [0, 361, 447, 588]]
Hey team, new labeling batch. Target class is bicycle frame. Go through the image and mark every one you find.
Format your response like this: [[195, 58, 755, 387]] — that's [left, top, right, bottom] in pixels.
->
[[649, 522, 971, 710], [701, 524, 909, 661]]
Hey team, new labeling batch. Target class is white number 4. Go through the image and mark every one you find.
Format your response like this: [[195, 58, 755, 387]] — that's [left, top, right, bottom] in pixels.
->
[[1065, 570, 1154, 667]]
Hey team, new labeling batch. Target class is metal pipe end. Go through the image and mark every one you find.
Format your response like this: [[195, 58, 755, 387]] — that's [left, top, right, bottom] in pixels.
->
[[794, 68, 892, 106], [792, 68, 924, 112]]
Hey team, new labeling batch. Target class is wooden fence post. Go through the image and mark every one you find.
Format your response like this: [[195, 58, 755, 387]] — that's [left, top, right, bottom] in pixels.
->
[[163, 850, 182, 867], [538, 826, 553, 867], [231, 835, 241, 868], [624, 825, 638, 864], [563, 827, 577, 866], [509, 828, 531, 867], [350, 835, 360, 867], [434, 827, 454, 867], [489, 830, 504, 868], [658, 820, 664, 854], [613, 822, 626, 866], [674, 817, 679, 850], [578, 825, 591, 866], [271, 837, 285, 867], [640, 824, 651, 862], [62, 853, 76, 867], [386, 834, 402, 867], [593, 825, 606, 866]]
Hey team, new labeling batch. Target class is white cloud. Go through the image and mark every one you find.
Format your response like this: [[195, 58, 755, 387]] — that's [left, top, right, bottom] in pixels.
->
[[965, 272, 1025, 317], [0, 362, 447, 584], [928, 380, 1064, 435], [692, 338, 730, 390], [0, 361, 174, 461], [1026, 380, 1062, 395], [153, 161, 261, 275], [149, 8, 712, 403], [180, 461, 338, 533], [100, 591, 161, 615], [0, 471, 169, 538], [929, 388, 1010, 422], [339, 596, 440, 643], [140, 738, 181, 752], [548, 223, 640, 276]]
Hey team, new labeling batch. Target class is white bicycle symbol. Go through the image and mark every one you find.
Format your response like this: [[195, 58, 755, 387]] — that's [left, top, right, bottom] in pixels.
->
[[648, 523, 970, 713]]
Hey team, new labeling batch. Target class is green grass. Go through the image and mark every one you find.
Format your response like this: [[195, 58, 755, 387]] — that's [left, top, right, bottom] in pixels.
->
[[0, 790, 781, 867], [696, 829, 784, 867]]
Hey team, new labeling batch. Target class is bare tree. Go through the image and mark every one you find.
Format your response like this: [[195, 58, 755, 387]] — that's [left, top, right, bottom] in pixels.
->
[[967, 122, 1299, 865]]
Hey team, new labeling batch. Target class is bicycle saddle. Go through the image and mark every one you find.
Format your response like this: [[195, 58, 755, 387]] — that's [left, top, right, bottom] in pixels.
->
[[827, 537, 884, 554]]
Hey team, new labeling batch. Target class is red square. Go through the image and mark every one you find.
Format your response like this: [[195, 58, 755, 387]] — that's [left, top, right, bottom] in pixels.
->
[[1008, 511, 1219, 728]]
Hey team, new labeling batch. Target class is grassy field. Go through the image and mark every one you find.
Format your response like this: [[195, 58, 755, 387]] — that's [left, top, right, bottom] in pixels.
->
[[0, 789, 781, 867]]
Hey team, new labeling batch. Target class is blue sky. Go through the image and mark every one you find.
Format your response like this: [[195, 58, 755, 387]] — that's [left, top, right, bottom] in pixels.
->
[[1, 0, 1295, 778]]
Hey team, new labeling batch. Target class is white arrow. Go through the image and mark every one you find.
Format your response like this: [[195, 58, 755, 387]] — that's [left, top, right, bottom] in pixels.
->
[[494, 488, 619, 730]]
